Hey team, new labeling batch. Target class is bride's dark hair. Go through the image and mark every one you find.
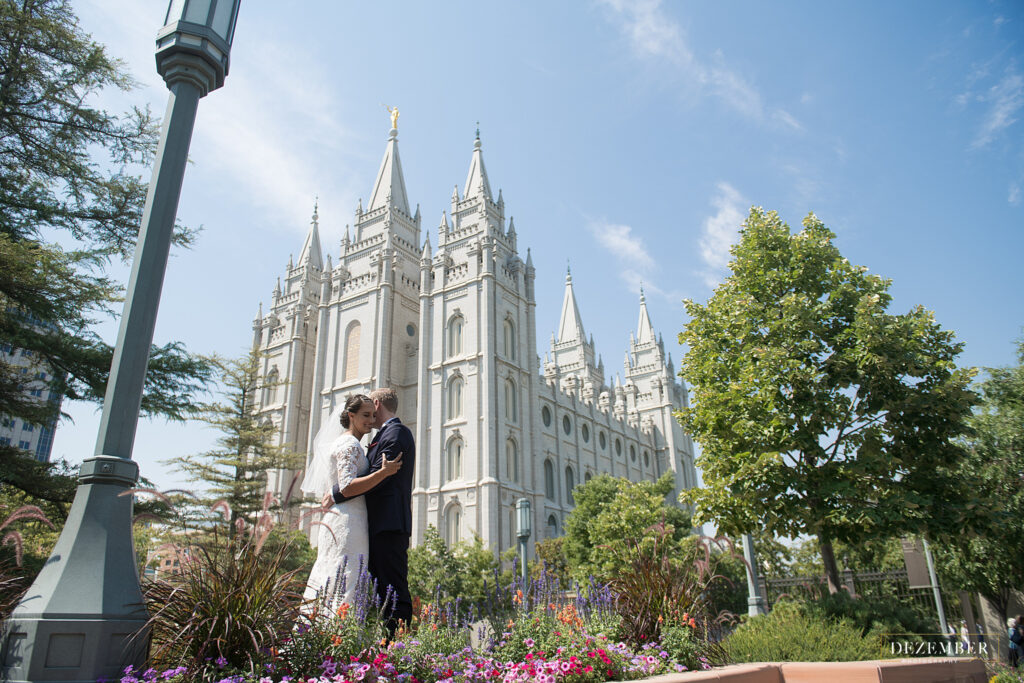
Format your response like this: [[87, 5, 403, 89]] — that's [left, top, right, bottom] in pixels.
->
[[340, 394, 371, 429]]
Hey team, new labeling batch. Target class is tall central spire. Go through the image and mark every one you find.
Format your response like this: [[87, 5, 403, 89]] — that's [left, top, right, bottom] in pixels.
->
[[636, 285, 656, 344], [368, 126, 411, 214], [462, 129, 493, 201], [557, 266, 586, 343]]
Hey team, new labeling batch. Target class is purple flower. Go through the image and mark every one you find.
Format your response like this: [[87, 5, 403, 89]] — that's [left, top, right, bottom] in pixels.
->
[[215, 656, 227, 669], [523, 638, 535, 648]]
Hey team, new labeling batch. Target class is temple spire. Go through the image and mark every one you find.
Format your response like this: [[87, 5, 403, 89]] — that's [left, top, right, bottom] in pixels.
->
[[463, 128, 493, 200], [367, 126, 411, 214], [557, 266, 586, 344], [636, 285, 656, 344], [297, 200, 323, 269]]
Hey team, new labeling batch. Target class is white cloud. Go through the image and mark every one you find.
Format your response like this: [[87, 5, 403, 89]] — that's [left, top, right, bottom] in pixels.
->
[[76, 0, 361, 236], [589, 220, 684, 302], [1010, 182, 1021, 206], [591, 221, 656, 271], [596, 0, 798, 127], [698, 182, 746, 288], [971, 68, 1023, 149]]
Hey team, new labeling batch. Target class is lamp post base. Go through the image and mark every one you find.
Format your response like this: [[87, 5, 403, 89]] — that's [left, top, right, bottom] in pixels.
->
[[1, 456, 148, 682]]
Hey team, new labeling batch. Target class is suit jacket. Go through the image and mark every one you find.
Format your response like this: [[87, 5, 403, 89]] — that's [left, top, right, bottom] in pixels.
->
[[334, 417, 415, 537]]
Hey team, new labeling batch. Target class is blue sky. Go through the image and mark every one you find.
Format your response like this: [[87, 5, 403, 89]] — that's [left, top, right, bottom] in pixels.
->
[[54, 1, 1023, 489]]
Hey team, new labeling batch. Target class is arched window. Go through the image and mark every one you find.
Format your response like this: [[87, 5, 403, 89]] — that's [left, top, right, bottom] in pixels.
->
[[445, 504, 462, 545], [447, 375, 463, 419], [630, 445, 637, 462], [343, 321, 361, 381], [504, 379, 517, 423], [446, 438, 463, 482], [546, 515, 558, 539], [264, 367, 279, 405], [544, 459, 555, 500], [505, 438, 519, 483], [584, 471, 593, 483], [447, 315, 464, 358], [565, 466, 575, 505], [503, 319, 516, 360]]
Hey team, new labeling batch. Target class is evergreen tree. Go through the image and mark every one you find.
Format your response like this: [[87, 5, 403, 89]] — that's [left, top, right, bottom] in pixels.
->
[[0, 0, 210, 491], [168, 351, 302, 532], [678, 208, 979, 594]]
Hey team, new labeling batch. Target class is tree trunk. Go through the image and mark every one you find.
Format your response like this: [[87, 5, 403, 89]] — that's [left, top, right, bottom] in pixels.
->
[[820, 537, 841, 595]]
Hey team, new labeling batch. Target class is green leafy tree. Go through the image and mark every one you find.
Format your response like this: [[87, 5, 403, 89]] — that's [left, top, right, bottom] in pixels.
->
[[678, 208, 978, 593], [938, 340, 1024, 626], [407, 525, 504, 606], [167, 351, 302, 531], [562, 472, 691, 583], [0, 0, 210, 492]]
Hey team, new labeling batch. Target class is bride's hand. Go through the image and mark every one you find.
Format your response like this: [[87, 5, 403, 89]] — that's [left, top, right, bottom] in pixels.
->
[[381, 451, 403, 476]]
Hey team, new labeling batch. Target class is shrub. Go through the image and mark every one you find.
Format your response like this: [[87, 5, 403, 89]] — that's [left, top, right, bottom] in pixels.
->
[[805, 591, 936, 640], [723, 600, 882, 663], [606, 522, 734, 650], [143, 508, 305, 678]]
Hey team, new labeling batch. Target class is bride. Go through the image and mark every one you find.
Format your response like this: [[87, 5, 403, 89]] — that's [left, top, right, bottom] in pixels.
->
[[300, 394, 402, 609]]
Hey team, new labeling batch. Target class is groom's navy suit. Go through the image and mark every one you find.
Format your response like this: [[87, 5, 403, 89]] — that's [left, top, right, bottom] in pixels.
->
[[333, 416, 415, 628]]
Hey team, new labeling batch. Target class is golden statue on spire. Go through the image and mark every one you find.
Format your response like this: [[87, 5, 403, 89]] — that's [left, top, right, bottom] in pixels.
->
[[385, 105, 399, 130]]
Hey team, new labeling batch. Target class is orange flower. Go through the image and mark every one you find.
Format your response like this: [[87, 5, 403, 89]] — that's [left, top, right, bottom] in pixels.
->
[[336, 602, 350, 619], [513, 590, 523, 605], [331, 635, 343, 646]]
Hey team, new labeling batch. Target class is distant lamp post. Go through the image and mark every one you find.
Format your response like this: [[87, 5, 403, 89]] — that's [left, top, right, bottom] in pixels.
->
[[1, 2, 240, 681], [741, 533, 768, 616], [516, 498, 532, 585]]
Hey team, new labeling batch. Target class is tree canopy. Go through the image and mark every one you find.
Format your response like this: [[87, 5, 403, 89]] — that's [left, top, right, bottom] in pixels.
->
[[0, 0, 210, 487], [938, 339, 1024, 624], [677, 208, 979, 592], [562, 472, 691, 583]]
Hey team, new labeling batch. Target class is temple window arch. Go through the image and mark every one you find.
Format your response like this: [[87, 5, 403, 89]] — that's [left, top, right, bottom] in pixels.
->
[[447, 314, 464, 358], [343, 321, 361, 381], [447, 374, 464, 419]]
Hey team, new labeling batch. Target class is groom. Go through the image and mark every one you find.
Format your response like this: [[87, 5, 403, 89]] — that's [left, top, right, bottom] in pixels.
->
[[324, 387, 415, 632]]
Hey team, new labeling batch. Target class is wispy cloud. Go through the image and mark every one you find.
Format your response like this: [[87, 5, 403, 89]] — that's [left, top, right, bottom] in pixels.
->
[[1010, 181, 1021, 206], [78, 0, 361, 237], [698, 182, 746, 288], [595, 0, 799, 129], [971, 67, 1023, 149], [589, 220, 683, 302]]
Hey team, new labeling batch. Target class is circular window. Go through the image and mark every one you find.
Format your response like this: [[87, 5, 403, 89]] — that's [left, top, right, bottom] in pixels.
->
[[562, 415, 572, 435], [406, 324, 416, 336], [615, 438, 622, 456], [630, 445, 637, 462], [643, 451, 650, 467], [599, 431, 606, 449], [541, 406, 552, 427], [581, 424, 590, 442]]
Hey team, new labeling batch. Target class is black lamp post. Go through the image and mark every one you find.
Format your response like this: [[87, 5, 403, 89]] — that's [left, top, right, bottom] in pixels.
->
[[516, 498, 532, 586], [1, 2, 240, 680]]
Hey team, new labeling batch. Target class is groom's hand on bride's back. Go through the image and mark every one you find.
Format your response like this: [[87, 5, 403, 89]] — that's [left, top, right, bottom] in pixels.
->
[[382, 451, 403, 476], [320, 492, 334, 511]]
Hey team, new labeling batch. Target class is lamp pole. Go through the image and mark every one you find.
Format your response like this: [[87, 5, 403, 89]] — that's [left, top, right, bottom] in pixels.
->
[[741, 533, 768, 616], [1, 2, 240, 680], [516, 498, 532, 587]]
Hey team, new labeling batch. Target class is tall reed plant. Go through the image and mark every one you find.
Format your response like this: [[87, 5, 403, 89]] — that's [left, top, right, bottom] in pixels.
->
[[142, 497, 305, 679]]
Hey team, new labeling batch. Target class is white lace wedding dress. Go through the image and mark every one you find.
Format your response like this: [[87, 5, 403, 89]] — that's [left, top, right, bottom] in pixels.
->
[[302, 433, 370, 609]]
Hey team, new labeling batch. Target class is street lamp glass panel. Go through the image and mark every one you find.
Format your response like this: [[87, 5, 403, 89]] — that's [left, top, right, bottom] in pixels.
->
[[516, 498, 531, 538], [164, 0, 185, 23], [211, 0, 239, 44], [183, 0, 211, 24]]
